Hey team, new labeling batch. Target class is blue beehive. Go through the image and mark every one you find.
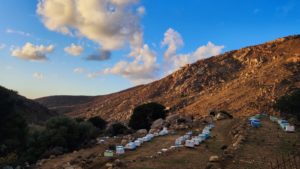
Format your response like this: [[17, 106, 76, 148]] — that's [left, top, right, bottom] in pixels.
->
[[250, 119, 261, 128]]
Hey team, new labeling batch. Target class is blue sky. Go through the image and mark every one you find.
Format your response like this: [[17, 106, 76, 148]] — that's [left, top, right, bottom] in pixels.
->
[[0, 0, 299, 99]]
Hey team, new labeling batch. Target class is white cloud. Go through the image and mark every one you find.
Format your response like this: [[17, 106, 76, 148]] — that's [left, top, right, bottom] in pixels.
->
[[161, 28, 224, 73], [33, 72, 44, 80], [73, 67, 85, 73], [64, 43, 83, 56], [6, 28, 31, 37], [37, 0, 143, 50], [103, 44, 159, 84], [0, 43, 6, 50], [161, 28, 184, 60], [11, 43, 54, 61]]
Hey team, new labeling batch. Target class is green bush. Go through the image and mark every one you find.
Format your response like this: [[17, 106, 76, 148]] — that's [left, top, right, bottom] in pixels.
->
[[274, 89, 300, 120], [105, 123, 132, 136], [0, 87, 28, 166], [88, 116, 107, 130], [129, 102, 166, 130], [23, 116, 97, 163]]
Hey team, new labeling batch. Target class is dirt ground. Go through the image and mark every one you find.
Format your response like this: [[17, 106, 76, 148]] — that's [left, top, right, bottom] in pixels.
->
[[225, 118, 300, 169], [37, 118, 300, 169]]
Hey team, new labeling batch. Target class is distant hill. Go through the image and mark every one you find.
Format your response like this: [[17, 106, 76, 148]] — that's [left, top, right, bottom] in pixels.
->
[[0, 86, 57, 124], [36, 95, 94, 114], [36, 35, 300, 121]]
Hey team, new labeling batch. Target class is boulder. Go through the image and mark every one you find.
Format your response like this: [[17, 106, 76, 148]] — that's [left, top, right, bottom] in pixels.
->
[[121, 139, 128, 145], [209, 155, 220, 162], [105, 163, 113, 167], [148, 128, 159, 134], [151, 118, 164, 129], [216, 113, 226, 120], [136, 129, 147, 136], [166, 114, 179, 123]]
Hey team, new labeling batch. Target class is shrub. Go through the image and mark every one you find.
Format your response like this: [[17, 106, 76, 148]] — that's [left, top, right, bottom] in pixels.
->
[[0, 87, 28, 166], [128, 102, 166, 130], [23, 116, 97, 163], [105, 123, 132, 136], [274, 89, 300, 120], [75, 117, 85, 123], [88, 116, 107, 130]]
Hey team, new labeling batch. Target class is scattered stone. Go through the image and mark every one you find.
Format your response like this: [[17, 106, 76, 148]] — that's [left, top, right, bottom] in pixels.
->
[[209, 156, 220, 162], [114, 159, 125, 167], [105, 162, 113, 167]]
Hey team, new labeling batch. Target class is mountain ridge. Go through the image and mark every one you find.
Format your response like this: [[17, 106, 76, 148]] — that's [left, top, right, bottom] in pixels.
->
[[36, 35, 300, 121]]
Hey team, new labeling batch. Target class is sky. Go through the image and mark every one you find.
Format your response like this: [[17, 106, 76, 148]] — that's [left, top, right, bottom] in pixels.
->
[[0, 0, 299, 99]]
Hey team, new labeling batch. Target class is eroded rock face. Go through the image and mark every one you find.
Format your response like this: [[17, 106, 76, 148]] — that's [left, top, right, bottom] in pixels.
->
[[151, 118, 164, 130]]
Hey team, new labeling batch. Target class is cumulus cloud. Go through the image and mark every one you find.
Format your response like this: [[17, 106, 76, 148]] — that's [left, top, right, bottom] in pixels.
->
[[33, 72, 44, 80], [161, 28, 224, 73], [64, 43, 83, 56], [37, 0, 143, 50], [103, 44, 159, 84], [85, 50, 111, 61], [11, 42, 55, 61], [161, 28, 184, 60], [6, 28, 31, 37], [73, 67, 85, 73]]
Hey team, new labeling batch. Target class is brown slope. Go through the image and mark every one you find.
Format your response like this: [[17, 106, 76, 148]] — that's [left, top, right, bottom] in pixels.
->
[[38, 35, 300, 121]]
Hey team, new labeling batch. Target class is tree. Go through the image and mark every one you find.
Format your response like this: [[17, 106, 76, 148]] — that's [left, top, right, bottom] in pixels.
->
[[105, 123, 132, 136], [0, 87, 28, 157], [88, 116, 107, 130], [274, 89, 300, 120], [128, 102, 166, 130]]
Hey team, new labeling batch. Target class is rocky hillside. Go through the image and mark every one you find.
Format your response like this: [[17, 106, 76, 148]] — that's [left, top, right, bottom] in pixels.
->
[[0, 86, 56, 124], [37, 35, 300, 121]]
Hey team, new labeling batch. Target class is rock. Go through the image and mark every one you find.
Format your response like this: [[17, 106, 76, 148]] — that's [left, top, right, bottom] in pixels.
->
[[151, 118, 164, 129], [121, 139, 128, 145], [148, 128, 159, 134], [114, 159, 125, 167], [105, 163, 113, 167], [209, 156, 220, 162], [216, 113, 226, 120], [136, 129, 147, 136], [166, 114, 179, 123]]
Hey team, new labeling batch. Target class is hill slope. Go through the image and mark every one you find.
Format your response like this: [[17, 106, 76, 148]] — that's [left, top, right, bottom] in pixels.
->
[[0, 86, 57, 124], [37, 35, 300, 121]]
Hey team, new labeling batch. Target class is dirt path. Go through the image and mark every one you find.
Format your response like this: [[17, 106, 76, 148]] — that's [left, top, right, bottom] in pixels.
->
[[225, 118, 300, 169], [123, 119, 238, 169]]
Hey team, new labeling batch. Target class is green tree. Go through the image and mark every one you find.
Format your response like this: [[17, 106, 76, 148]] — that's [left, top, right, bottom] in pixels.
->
[[129, 102, 166, 130], [105, 123, 132, 136], [0, 87, 28, 158], [88, 116, 107, 130], [274, 89, 300, 120]]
